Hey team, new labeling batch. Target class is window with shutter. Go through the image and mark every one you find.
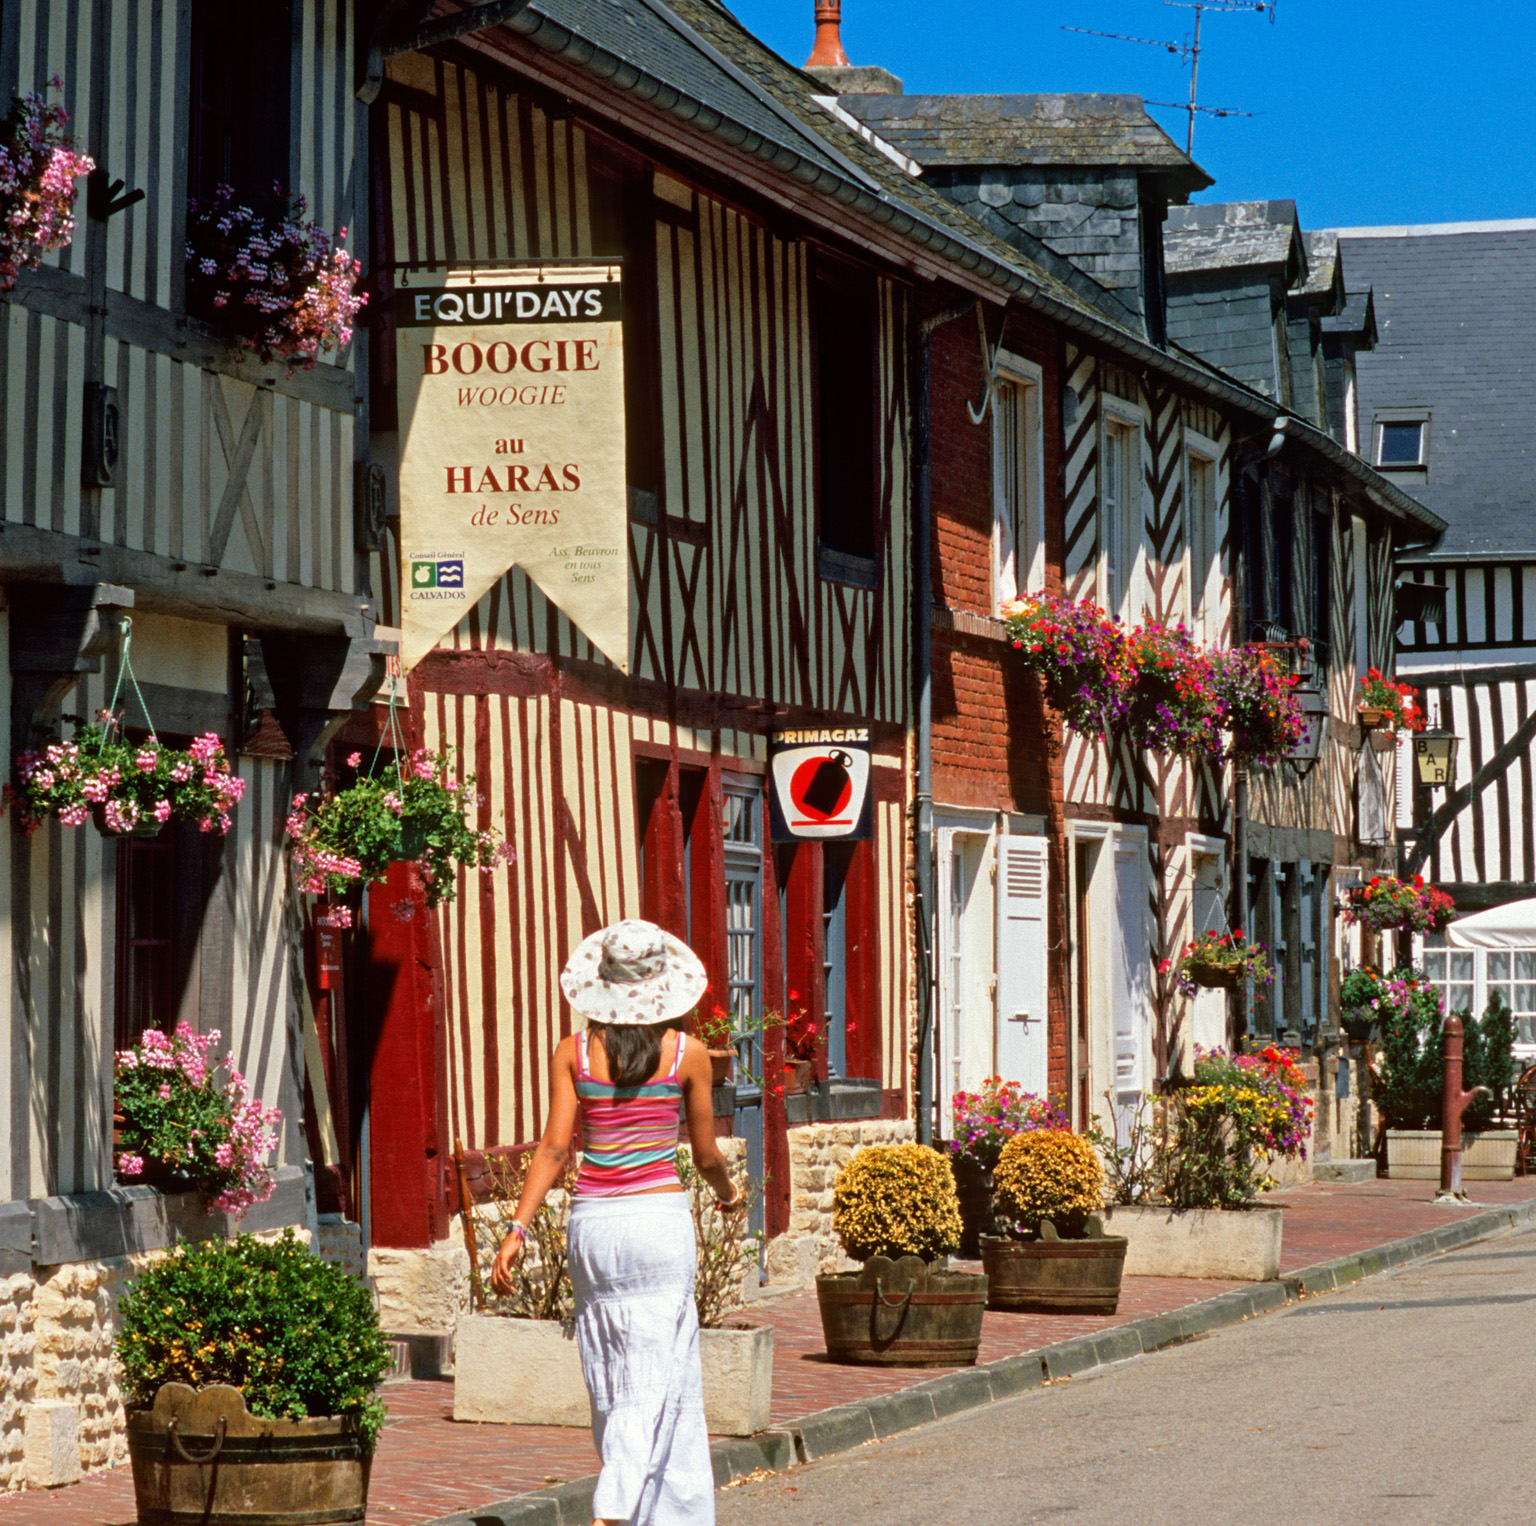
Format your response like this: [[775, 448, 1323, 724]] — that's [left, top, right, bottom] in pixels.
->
[[993, 362, 1043, 611], [1102, 415, 1141, 619], [994, 835, 1049, 1093]]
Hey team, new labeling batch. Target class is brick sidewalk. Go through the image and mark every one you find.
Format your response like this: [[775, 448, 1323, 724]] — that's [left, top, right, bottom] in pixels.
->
[[7, 1174, 1535, 1526]]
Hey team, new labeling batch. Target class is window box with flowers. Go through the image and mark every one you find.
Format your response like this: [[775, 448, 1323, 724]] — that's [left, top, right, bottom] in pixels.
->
[[1343, 875, 1456, 935], [1000, 591, 1133, 741], [184, 184, 365, 371], [285, 747, 513, 923], [947, 1079, 1068, 1256], [0, 80, 93, 292], [1165, 929, 1273, 994], [1356, 669, 1423, 733], [11, 716, 246, 838], [114, 1024, 281, 1217]]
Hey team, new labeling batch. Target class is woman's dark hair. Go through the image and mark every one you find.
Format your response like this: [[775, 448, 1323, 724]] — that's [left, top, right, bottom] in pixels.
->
[[589, 1021, 674, 1087]]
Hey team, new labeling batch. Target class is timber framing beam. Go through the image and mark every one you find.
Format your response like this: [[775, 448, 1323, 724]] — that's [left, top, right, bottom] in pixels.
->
[[0, 523, 382, 638]]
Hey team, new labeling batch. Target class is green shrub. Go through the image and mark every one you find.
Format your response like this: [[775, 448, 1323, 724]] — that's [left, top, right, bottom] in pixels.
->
[[831, 1144, 961, 1263], [115, 1231, 389, 1451]]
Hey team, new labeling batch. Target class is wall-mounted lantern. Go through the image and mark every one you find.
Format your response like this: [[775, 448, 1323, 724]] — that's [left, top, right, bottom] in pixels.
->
[[1285, 686, 1329, 778], [1414, 730, 1460, 788]]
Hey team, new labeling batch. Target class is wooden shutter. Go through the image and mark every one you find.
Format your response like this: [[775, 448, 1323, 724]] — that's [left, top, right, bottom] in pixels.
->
[[995, 834, 1049, 1093]]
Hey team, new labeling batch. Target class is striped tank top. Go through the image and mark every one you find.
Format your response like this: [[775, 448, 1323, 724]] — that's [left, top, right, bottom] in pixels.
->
[[574, 1030, 685, 1197]]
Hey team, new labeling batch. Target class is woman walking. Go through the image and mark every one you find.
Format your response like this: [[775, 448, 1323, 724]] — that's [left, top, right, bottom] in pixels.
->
[[490, 919, 743, 1526]]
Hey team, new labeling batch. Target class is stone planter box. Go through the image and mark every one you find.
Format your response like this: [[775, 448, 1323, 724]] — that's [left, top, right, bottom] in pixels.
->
[[1385, 1129, 1518, 1181], [452, 1313, 773, 1435], [1103, 1204, 1283, 1281]]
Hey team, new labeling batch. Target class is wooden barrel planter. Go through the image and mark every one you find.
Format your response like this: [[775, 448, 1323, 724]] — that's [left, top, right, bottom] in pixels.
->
[[950, 1155, 996, 1259], [127, 1383, 371, 1526], [816, 1255, 987, 1367], [981, 1221, 1128, 1315]]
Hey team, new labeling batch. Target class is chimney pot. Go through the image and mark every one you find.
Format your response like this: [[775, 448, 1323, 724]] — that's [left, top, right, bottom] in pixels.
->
[[805, 0, 851, 68]]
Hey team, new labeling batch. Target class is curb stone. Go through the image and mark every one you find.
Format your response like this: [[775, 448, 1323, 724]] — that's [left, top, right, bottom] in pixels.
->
[[421, 1195, 1536, 1525]]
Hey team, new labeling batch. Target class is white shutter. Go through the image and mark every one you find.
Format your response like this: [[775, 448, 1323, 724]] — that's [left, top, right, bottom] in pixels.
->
[[1112, 843, 1144, 1095], [1394, 729, 1413, 830], [995, 834, 1049, 1093]]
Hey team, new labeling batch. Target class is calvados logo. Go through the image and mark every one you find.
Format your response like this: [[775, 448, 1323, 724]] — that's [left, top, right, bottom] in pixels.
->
[[409, 555, 465, 591]]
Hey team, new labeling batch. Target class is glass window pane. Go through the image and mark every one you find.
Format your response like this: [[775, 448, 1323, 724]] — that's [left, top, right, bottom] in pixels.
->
[[1516, 951, 1536, 982], [1489, 952, 1511, 981], [1519, 1017, 1536, 1047], [1450, 984, 1475, 1013], [1517, 984, 1536, 1014], [1422, 950, 1447, 981], [1450, 952, 1475, 982], [1379, 422, 1423, 465]]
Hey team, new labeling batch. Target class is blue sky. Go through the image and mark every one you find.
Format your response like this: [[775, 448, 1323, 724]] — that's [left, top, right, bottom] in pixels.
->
[[728, 0, 1536, 229]]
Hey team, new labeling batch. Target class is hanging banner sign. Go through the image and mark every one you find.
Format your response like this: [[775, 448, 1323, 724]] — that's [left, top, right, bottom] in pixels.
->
[[395, 264, 628, 673], [769, 727, 874, 842]]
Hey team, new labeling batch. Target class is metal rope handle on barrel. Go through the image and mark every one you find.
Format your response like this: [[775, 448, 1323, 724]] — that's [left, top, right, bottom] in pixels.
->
[[166, 1415, 228, 1464], [869, 1276, 914, 1342]]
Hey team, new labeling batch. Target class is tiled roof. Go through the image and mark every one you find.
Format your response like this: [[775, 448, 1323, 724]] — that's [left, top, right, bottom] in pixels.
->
[[831, 93, 1211, 188], [1165, 200, 1306, 277], [1335, 223, 1536, 558]]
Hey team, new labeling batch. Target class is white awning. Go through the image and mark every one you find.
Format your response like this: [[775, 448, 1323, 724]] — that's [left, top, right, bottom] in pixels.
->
[[1444, 898, 1536, 950]]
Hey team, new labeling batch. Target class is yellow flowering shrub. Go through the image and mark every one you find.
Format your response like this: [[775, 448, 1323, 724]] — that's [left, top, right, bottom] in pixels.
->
[[831, 1144, 962, 1263], [993, 1129, 1104, 1235]]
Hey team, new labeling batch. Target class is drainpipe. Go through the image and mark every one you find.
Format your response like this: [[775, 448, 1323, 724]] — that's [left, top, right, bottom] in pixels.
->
[[914, 298, 978, 1145], [1234, 768, 1249, 1049]]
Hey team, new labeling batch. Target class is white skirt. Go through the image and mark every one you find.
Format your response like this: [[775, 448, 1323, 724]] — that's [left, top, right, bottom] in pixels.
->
[[568, 1193, 714, 1525]]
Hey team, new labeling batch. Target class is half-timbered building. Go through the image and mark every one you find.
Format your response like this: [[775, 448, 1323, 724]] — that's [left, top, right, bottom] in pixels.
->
[[1337, 220, 1536, 1053], [0, 0, 383, 1487]]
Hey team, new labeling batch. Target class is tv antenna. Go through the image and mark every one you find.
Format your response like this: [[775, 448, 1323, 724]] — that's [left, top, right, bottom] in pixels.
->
[[1064, 1, 1276, 155]]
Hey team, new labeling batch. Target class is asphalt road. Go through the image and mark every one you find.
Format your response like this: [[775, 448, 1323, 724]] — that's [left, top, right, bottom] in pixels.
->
[[717, 1223, 1536, 1526]]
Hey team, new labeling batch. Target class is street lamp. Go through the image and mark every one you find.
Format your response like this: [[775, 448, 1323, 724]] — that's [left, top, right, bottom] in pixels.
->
[[1414, 730, 1460, 787], [1285, 686, 1329, 778]]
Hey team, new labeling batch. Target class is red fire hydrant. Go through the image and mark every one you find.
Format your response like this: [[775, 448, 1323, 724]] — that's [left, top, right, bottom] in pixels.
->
[[1439, 1014, 1491, 1202]]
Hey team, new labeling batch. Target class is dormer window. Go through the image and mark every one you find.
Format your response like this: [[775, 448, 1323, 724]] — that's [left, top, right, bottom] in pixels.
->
[[1372, 409, 1430, 471]]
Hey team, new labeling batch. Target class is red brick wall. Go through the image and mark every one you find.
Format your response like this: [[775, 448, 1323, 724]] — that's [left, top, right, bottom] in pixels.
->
[[926, 305, 1074, 1099]]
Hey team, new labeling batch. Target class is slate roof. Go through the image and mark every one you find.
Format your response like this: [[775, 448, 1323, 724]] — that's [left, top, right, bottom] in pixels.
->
[[1334, 222, 1536, 559], [830, 93, 1212, 193], [1298, 230, 1341, 303], [1165, 200, 1307, 280]]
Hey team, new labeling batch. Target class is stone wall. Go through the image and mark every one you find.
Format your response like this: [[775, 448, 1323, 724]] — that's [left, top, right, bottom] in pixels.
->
[[766, 1119, 916, 1286]]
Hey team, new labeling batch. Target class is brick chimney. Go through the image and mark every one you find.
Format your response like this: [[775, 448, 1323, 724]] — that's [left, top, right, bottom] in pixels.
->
[[803, 0, 903, 95]]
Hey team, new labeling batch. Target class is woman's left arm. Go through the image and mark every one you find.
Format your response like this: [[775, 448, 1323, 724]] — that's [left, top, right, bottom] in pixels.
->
[[490, 1035, 580, 1295]]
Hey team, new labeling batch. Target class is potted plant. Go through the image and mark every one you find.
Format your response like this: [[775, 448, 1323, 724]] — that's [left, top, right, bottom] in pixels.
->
[[1164, 929, 1273, 994], [286, 747, 512, 911], [1000, 591, 1134, 741], [12, 716, 246, 837], [1340, 965, 1388, 1042], [1101, 1049, 1305, 1280], [815, 1143, 985, 1367], [691, 1001, 736, 1085], [185, 184, 365, 370], [1356, 668, 1424, 732], [980, 1129, 1127, 1313], [117, 1231, 388, 1526], [1124, 622, 1221, 757], [1343, 874, 1456, 935], [114, 1024, 282, 1216], [1210, 644, 1306, 768], [451, 1146, 773, 1434], [781, 989, 822, 1095], [947, 1078, 1068, 1256], [1376, 977, 1517, 1180], [0, 79, 93, 291]]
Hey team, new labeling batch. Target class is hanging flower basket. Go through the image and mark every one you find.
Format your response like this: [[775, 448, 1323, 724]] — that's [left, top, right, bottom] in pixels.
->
[[0, 80, 94, 292], [185, 184, 366, 370], [1163, 930, 1273, 999], [1000, 592, 1133, 740], [1356, 670, 1423, 734], [286, 746, 513, 911], [1343, 875, 1455, 934], [1210, 644, 1306, 768], [1123, 623, 1221, 757], [11, 720, 245, 837], [114, 1024, 281, 1217]]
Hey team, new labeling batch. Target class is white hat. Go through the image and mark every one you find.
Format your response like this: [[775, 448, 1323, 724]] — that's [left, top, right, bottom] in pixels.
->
[[559, 918, 708, 1026]]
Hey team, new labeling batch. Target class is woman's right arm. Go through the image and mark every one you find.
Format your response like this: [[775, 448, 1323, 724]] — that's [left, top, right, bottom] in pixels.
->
[[490, 1035, 581, 1294], [679, 1033, 743, 1210]]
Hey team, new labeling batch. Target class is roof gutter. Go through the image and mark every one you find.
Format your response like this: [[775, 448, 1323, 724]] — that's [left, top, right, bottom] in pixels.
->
[[450, 2, 1446, 536]]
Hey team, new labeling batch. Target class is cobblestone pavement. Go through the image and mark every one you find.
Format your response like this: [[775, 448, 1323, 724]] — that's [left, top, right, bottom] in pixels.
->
[[5, 1174, 1533, 1525]]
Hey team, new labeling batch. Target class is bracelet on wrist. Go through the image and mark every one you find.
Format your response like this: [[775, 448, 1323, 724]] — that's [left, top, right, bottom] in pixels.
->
[[505, 1220, 528, 1242]]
